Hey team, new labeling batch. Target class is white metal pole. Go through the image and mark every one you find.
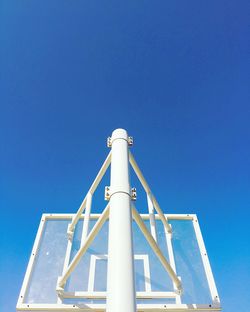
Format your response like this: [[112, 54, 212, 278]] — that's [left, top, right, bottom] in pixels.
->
[[106, 129, 136, 312]]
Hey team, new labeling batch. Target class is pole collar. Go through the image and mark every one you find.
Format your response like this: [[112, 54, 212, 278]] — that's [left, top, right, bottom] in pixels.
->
[[105, 186, 136, 201], [107, 128, 133, 147]]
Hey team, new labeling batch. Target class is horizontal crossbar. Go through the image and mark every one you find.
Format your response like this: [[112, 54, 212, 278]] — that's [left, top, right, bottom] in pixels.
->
[[61, 291, 178, 299]]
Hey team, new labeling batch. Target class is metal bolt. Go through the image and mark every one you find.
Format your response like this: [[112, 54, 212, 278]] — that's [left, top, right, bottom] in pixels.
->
[[107, 137, 112, 148], [128, 136, 133, 146], [131, 187, 137, 201], [105, 186, 111, 200]]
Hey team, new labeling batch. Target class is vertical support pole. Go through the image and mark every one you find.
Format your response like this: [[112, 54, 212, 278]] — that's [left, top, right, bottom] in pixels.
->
[[81, 192, 92, 247], [106, 129, 136, 312], [147, 194, 157, 242]]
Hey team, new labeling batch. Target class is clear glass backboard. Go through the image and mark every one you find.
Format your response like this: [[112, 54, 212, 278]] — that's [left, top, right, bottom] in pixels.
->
[[17, 213, 221, 311]]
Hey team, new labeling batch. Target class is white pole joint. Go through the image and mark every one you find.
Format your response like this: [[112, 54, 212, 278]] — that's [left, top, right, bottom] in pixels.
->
[[105, 185, 137, 201], [107, 129, 133, 147]]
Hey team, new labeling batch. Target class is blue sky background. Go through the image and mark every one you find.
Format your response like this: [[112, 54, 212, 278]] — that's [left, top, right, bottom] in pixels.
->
[[0, 0, 249, 311]]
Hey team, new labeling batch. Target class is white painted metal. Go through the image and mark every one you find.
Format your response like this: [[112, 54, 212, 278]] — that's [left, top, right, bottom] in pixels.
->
[[129, 152, 172, 233], [136, 254, 151, 293], [106, 129, 136, 312], [62, 291, 178, 299], [165, 225, 182, 304], [57, 233, 73, 304], [81, 192, 92, 246], [132, 204, 182, 293], [192, 217, 220, 306], [40, 213, 196, 220], [17, 303, 221, 311], [68, 151, 111, 234], [88, 254, 99, 292], [57, 204, 110, 289], [58, 193, 92, 303], [17, 215, 46, 307], [147, 193, 158, 242], [17, 129, 221, 312], [17, 213, 221, 312]]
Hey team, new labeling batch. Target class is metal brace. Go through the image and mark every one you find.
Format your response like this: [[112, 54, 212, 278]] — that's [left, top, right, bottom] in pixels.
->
[[67, 224, 74, 240], [56, 278, 65, 298], [175, 276, 183, 295]]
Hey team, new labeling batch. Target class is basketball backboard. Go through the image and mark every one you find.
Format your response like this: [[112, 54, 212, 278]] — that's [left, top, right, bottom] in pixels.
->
[[17, 130, 221, 311], [17, 213, 220, 311]]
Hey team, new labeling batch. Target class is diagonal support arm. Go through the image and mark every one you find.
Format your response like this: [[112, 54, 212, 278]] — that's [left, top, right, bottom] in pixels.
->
[[129, 152, 172, 233], [58, 203, 110, 289], [131, 204, 182, 294], [68, 151, 111, 234]]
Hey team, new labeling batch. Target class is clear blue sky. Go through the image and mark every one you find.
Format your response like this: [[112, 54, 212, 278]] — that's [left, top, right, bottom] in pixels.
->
[[0, 0, 249, 311]]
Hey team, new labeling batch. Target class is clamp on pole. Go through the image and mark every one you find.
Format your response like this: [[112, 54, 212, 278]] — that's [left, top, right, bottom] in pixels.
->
[[107, 135, 133, 147], [105, 186, 137, 201]]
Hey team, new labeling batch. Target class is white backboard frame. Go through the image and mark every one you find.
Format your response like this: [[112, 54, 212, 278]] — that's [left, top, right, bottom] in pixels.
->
[[17, 213, 221, 312]]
